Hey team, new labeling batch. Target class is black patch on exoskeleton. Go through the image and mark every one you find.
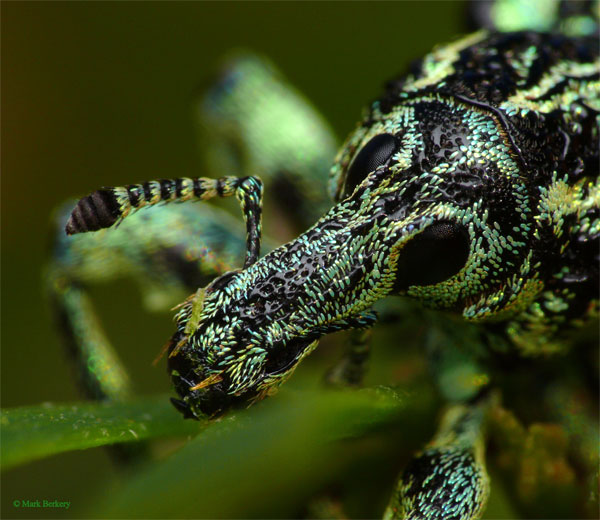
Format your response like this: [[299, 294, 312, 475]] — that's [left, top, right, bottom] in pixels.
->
[[560, 102, 600, 184], [126, 185, 141, 207], [412, 100, 524, 237], [539, 207, 600, 322], [216, 177, 227, 196], [142, 182, 154, 202], [414, 101, 472, 169], [159, 179, 174, 201], [193, 178, 206, 199]]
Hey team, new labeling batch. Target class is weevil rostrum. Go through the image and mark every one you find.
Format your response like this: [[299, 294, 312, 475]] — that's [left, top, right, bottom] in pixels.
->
[[50, 2, 599, 519]]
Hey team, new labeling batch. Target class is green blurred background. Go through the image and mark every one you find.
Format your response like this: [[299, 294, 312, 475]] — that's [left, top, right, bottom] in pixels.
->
[[2, 2, 468, 518]]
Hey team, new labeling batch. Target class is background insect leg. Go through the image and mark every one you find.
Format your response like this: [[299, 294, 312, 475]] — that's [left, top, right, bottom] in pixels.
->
[[325, 329, 373, 387], [194, 52, 339, 231], [468, 0, 599, 36], [47, 202, 248, 446], [49, 279, 132, 402]]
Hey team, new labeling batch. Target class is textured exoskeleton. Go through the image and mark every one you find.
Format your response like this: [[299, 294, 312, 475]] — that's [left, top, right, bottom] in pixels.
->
[[48, 53, 337, 403], [57, 1, 599, 518], [153, 30, 598, 417]]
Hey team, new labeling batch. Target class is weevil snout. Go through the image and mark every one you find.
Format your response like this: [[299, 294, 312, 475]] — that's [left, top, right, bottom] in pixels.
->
[[166, 187, 477, 418], [168, 98, 544, 419]]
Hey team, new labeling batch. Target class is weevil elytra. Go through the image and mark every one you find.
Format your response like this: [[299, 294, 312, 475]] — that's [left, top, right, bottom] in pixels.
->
[[52, 0, 599, 518]]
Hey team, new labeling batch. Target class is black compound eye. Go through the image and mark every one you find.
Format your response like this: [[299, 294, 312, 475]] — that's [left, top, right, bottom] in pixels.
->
[[343, 133, 398, 197], [393, 222, 470, 291]]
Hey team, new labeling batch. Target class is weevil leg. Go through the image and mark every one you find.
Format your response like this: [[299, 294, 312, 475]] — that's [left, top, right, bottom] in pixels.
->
[[48, 201, 250, 461], [235, 176, 263, 267], [195, 52, 339, 231], [49, 278, 132, 402], [50, 201, 249, 391], [325, 328, 373, 387], [383, 314, 494, 520], [47, 274, 148, 464], [384, 391, 495, 520]]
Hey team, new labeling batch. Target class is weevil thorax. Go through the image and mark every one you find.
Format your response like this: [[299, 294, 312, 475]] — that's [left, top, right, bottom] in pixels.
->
[[170, 30, 599, 418]]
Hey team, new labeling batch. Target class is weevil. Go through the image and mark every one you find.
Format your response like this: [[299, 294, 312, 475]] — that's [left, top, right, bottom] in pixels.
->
[[52, 1, 599, 518]]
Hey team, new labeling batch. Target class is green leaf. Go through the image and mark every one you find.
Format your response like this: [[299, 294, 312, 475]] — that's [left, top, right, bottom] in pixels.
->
[[0, 394, 204, 470], [92, 386, 432, 518]]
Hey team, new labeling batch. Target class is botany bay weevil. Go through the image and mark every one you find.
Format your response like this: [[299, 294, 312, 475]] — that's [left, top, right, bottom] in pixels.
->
[[54, 3, 599, 518]]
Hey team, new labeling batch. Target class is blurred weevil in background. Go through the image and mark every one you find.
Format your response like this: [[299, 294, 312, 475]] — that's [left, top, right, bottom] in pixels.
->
[[50, 0, 599, 518]]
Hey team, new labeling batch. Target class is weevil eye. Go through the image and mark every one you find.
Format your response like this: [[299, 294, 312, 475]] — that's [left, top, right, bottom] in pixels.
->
[[344, 133, 398, 197], [393, 222, 470, 291]]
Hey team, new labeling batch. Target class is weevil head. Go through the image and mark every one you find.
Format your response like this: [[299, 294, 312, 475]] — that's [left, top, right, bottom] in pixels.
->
[[328, 94, 541, 317], [169, 93, 543, 419], [168, 32, 600, 418]]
